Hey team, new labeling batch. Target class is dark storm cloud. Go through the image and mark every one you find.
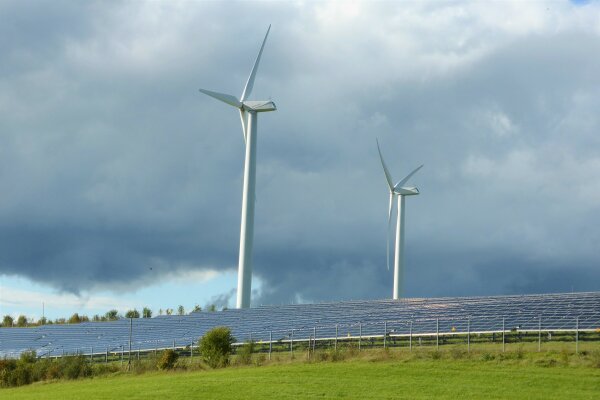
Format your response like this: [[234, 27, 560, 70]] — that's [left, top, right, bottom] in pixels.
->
[[1, 1, 600, 304]]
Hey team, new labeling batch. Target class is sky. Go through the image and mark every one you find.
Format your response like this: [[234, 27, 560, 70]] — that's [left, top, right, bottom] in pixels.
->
[[1, 0, 600, 321]]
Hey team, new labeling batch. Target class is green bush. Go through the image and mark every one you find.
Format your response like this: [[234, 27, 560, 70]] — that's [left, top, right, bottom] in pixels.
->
[[92, 362, 120, 376], [19, 350, 37, 364], [45, 360, 63, 380], [0, 359, 18, 387], [199, 327, 235, 368], [236, 341, 255, 365], [31, 358, 52, 381], [11, 364, 32, 386], [156, 349, 179, 370], [59, 356, 92, 380]]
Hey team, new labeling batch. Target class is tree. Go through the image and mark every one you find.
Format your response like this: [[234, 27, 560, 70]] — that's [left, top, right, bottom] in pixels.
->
[[92, 314, 101, 322], [16, 315, 28, 327], [38, 317, 47, 325], [125, 309, 140, 318], [105, 309, 119, 321], [177, 305, 185, 315], [192, 304, 202, 313], [165, 308, 173, 315], [142, 307, 152, 318], [68, 313, 82, 324], [159, 308, 163, 316], [198, 326, 235, 368], [207, 304, 217, 312], [2, 315, 14, 327]]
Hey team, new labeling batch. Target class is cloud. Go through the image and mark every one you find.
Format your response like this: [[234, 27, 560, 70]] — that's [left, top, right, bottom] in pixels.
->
[[0, 284, 141, 318], [1, 1, 600, 307]]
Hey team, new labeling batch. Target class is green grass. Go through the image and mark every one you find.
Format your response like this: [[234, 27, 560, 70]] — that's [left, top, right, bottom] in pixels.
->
[[5, 353, 600, 400]]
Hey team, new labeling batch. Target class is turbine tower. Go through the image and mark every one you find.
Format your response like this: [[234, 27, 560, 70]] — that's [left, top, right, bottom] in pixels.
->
[[199, 26, 276, 309], [376, 139, 422, 300]]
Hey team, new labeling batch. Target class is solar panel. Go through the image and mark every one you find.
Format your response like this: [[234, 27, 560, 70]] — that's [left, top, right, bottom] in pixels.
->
[[1, 291, 599, 358]]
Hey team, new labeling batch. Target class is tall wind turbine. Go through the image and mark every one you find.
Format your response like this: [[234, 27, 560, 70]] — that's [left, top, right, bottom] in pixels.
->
[[376, 139, 422, 300], [199, 26, 276, 309]]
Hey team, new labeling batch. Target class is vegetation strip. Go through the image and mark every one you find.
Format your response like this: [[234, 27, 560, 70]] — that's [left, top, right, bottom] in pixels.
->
[[4, 355, 600, 400]]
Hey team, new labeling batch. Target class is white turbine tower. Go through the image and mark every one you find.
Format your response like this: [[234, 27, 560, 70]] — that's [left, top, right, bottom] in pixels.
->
[[199, 26, 276, 309], [376, 139, 423, 300]]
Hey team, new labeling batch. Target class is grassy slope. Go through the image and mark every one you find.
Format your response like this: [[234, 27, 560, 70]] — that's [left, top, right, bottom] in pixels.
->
[[5, 358, 600, 400]]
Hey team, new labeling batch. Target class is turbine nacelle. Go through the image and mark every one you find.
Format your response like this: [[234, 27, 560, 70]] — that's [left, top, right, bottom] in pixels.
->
[[394, 186, 419, 196], [243, 100, 276, 112]]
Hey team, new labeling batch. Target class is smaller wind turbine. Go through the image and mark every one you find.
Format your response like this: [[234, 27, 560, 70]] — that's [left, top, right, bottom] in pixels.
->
[[376, 139, 423, 300]]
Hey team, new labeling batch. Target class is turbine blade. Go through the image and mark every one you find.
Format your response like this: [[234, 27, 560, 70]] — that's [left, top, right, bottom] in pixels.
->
[[199, 88, 241, 108], [239, 109, 248, 144], [240, 25, 271, 102], [394, 164, 424, 190], [376, 139, 394, 191], [387, 193, 394, 271]]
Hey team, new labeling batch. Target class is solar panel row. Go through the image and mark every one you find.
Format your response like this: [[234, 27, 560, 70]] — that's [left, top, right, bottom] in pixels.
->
[[1, 291, 599, 358]]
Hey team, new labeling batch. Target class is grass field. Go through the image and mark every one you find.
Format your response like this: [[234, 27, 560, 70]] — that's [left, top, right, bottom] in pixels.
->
[[5, 348, 600, 400]]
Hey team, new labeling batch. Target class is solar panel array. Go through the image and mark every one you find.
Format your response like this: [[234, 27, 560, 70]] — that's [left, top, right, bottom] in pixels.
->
[[1, 291, 599, 358]]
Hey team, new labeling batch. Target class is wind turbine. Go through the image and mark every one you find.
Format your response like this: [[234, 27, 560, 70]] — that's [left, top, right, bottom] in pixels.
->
[[199, 26, 276, 309], [376, 139, 422, 300]]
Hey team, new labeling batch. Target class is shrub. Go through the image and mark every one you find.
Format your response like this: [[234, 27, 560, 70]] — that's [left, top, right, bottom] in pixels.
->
[[45, 361, 63, 380], [92, 362, 120, 376], [11, 364, 32, 386], [19, 350, 37, 364], [31, 358, 52, 381], [59, 356, 92, 380], [254, 353, 266, 366], [156, 349, 179, 370], [199, 327, 235, 368], [0, 359, 18, 387], [236, 341, 255, 365]]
